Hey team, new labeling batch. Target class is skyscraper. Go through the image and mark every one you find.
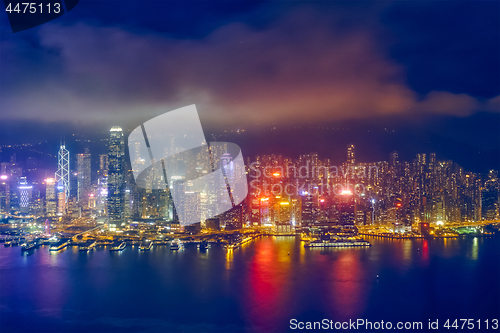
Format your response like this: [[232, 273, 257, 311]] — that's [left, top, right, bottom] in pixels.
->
[[18, 177, 32, 214], [347, 144, 355, 165], [339, 190, 355, 226], [45, 178, 57, 216], [77, 150, 91, 205], [301, 192, 314, 226], [107, 127, 125, 227], [55, 144, 70, 202], [98, 154, 108, 178]]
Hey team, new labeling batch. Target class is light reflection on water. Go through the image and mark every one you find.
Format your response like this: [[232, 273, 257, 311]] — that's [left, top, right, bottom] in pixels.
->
[[0, 236, 498, 333]]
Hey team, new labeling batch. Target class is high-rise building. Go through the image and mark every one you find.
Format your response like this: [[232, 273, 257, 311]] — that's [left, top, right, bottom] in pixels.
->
[[0, 174, 10, 213], [339, 190, 355, 226], [417, 153, 426, 165], [55, 144, 70, 202], [98, 154, 108, 178], [482, 170, 499, 220], [18, 177, 32, 214], [301, 192, 314, 226], [45, 178, 57, 216], [278, 200, 291, 223], [107, 127, 125, 227], [347, 144, 355, 165], [57, 185, 66, 215], [77, 150, 91, 204], [224, 204, 243, 230], [429, 153, 436, 170]]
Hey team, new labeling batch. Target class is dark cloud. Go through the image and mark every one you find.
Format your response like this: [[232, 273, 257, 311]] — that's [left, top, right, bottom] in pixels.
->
[[0, 1, 498, 131]]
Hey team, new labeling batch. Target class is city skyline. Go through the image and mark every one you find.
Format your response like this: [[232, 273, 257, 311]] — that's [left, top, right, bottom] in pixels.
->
[[1, 132, 497, 228]]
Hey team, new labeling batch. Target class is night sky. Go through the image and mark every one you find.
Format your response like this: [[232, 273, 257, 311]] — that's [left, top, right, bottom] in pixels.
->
[[0, 1, 498, 171]]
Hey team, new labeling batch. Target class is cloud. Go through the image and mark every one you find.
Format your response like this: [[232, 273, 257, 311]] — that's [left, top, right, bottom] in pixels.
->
[[0, 6, 496, 129]]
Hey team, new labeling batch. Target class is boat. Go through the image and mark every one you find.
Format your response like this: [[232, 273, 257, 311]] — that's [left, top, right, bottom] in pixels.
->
[[21, 241, 36, 251], [4, 240, 12, 247], [110, 241, 126, 251], [11, 238, 20, 246], [170, 240, 181, 251], [139, 240, 153, 251], [224, 242, 239, 250], [79, 240, 96, 252], [305, 238, 371, 248], [49, 240, 70, 251], [198, 240, 211, 250]]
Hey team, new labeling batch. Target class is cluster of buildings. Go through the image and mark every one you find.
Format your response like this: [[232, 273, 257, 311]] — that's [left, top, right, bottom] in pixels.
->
[[246, 145, 500, 234], [0, 127, 499, 235]]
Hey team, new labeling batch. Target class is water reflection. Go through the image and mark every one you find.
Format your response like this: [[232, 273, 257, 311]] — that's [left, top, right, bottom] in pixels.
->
[[0, 236, 497, 333], [421, 239, 429, 267], [33, 248, 70, 318], [328, 251, 369, 320], [471, 237, 478, 260], [225, 248, 234, 270], [244, 237, 291, 332]]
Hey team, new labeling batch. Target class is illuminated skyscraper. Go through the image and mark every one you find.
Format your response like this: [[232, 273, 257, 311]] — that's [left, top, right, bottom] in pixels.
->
[[77, 150, 91, 204], [107, 126, 125, 227], [55, 144, 70, 202], [0, 175, 10, 213], [98, 154, 108, 178], [18, 177, 32, 214], [417, 153, 426, 165], [45, 178, 57, 216], [339, 190, 355, 226], [301, 192, 314, 226], [347, 144, 355, 165]]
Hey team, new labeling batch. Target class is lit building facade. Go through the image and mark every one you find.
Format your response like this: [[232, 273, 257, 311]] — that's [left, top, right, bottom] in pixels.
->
[[107, 126, 125, 227], [77, 151, 91, 205]]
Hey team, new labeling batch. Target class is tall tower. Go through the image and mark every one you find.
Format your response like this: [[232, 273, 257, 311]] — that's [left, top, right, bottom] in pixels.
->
[[55, 143, 70, 202], [98, 154, 108, 178], [339, 190, 355, 227], [45, 178, 57, 216], [107, 127, 125, 227], [77, 150, 92, 204], [347, 144, 355, 165]]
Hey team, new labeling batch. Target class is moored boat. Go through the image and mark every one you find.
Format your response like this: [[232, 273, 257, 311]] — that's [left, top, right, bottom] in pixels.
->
[[170, 240, 181, 251], [110, 241, 126, 251], [79, 240, 96, 252], [49, 240, 70, 251], [305, 238, 371, 248], [21, 241, 36, 251], [139, 240, 153, 251]]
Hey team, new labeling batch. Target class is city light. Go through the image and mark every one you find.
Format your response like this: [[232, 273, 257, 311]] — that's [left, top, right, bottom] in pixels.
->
[[0, 175, 7, 180], [273, 172, 281, 177], [340, 190, 353, 195]]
